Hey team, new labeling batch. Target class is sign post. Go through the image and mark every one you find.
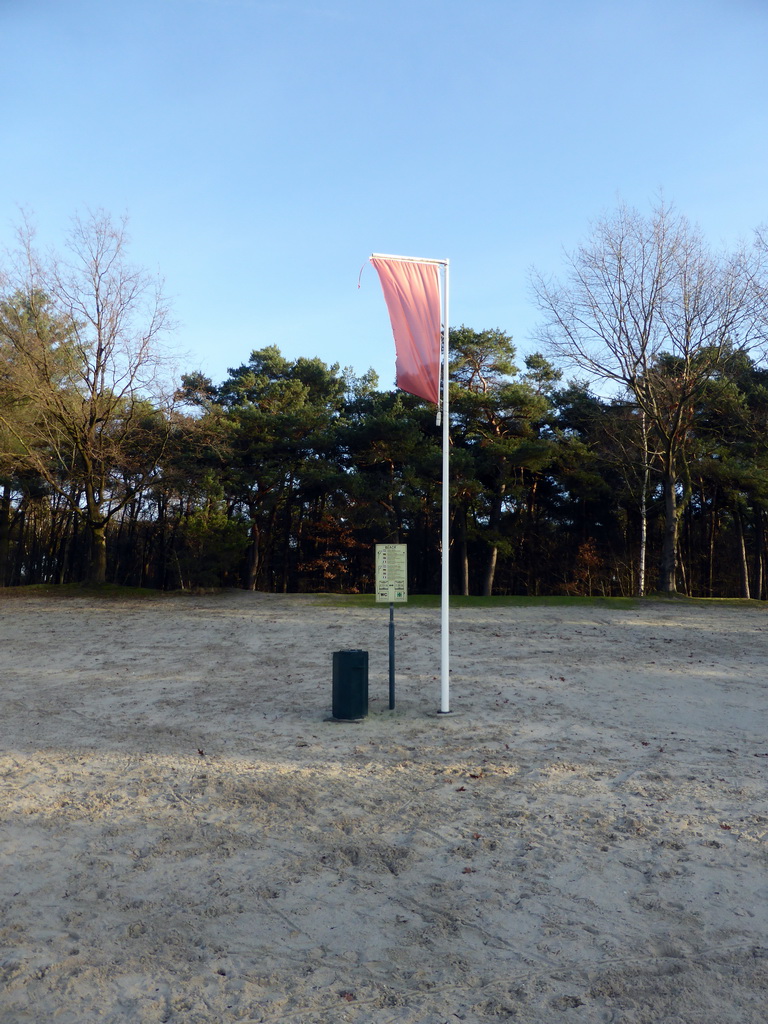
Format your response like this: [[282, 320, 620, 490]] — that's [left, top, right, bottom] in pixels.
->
[[375, 544, 408, 710]]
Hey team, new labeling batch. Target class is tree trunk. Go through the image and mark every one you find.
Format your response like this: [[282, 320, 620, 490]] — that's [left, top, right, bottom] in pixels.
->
[[57, 517, 71, 585], [482, 482, 504, 597], [708, 485, 718, 597], [482, 545, 498, 598], [89, 520, 108, 584], [525, 477, 539, 595], [735, 508, 751, 599], [482, 509, 499, 597], [636, 460, 649, 597], [634, 410, 650, 597], [753, 510, 764, 600], [458, 506, 470, 596], [658, 473, 679, 593], [280, 477, 296, 594], [246, 519, 261, 591], [677, 541, 689, 596], [0, 483, 11, 586], [265, 502, 280, 591]]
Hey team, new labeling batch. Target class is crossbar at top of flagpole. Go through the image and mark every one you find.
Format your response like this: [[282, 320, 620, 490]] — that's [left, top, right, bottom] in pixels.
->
[[371, 252, 449, 266]]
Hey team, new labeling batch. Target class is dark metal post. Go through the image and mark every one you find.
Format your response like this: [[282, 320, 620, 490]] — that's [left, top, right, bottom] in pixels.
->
[[389, 601, 395, 709]]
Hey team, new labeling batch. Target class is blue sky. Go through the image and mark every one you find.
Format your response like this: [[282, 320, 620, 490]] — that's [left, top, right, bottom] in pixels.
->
[[2, 0, 767, 390]]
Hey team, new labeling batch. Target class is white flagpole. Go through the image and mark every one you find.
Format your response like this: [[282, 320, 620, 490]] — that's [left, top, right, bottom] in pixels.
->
[[369, 250, 450, 712], [440, 261, 451, 713]]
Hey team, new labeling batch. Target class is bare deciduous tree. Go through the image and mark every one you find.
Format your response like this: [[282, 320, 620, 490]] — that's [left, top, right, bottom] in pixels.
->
[[0, 210, 176, 583], [532, 201, 768, 593]]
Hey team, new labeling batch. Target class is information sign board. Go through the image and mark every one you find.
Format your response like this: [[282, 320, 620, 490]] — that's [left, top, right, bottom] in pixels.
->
[[375, 544, 408, 603]]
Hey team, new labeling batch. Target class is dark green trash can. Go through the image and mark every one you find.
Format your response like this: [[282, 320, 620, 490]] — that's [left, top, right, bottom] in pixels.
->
[[332, 649, 368, 720]]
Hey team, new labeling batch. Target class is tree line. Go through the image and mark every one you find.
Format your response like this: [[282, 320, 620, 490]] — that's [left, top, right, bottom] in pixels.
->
[[3, 203, 768, 597]]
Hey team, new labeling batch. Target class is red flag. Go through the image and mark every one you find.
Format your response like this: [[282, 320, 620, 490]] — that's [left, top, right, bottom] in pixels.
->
[[370, 255, 442, 404]]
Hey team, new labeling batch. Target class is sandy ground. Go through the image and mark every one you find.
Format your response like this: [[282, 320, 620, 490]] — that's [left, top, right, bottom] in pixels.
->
[[0, 591, 766, 1024]]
